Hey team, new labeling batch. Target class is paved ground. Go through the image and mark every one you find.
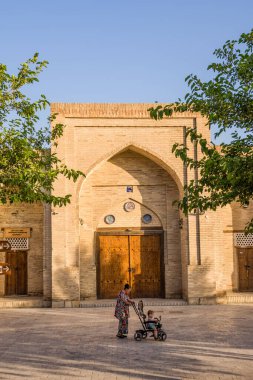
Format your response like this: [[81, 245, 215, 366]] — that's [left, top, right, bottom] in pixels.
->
[[0, 305, 253, 380]]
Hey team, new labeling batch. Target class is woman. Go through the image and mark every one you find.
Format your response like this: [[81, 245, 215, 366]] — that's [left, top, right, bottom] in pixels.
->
[[114, 283, 134, 338]]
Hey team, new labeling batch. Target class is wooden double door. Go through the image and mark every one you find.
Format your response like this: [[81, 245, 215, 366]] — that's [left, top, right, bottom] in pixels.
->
[[98, 234, 163, 299], [5, 251, 27, 296], [238, 248, 253, 291]]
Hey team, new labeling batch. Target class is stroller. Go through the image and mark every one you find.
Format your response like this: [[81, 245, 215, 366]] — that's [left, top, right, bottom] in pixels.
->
[[132, 300, 167, 341]]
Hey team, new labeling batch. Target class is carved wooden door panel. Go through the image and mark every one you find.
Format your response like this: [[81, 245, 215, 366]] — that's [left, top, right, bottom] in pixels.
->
[[247, 248, 253, 291], [5, 251, 27, 295], [238, 248, 253, 291], [130, 235, 161, 298], [99, 234, 162, 299], [5, 252, 16, 295], [99, 235, 129, 298], [238, 249, 248, 291], [16, 252, 28, 295]]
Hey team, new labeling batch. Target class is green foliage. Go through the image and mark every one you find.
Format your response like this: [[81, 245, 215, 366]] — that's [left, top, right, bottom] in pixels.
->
[[0, 53, 84, 206], [149, 30, 253, 232]]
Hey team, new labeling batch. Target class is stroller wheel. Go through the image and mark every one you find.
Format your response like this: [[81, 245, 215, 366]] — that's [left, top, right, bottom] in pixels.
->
[[158, 332, 167, 341], [134, 332, 142, 341]]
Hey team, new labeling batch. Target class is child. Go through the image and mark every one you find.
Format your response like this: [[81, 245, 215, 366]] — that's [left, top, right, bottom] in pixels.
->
[[147, 310, 159, 339]]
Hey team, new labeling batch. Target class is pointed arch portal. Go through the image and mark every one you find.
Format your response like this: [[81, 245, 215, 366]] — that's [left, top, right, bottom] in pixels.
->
[[79, 148, 182, 299]]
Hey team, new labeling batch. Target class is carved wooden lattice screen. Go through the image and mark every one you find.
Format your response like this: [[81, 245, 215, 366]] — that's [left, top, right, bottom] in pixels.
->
[[234, 233, 253, 247], [5, 238, 29, 250]]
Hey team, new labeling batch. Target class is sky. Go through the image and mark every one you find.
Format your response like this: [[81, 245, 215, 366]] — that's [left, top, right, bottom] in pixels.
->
[[1, 0, 253, 142]]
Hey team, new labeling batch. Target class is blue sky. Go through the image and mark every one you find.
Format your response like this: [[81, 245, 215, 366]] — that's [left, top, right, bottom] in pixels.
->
[[1, 0, 253, 141]]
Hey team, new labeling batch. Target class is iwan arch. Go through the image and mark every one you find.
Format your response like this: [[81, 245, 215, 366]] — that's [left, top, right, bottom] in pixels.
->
[[78, 146, 182, 300], [0, 103, 253, 307]]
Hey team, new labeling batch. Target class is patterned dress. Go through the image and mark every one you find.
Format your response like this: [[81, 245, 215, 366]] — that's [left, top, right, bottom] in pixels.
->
[[114, 290, 130, 336]]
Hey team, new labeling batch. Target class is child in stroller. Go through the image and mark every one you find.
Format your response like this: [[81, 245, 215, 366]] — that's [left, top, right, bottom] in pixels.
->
[[147, 309, 159, 339], [133, 300, 167, 341]]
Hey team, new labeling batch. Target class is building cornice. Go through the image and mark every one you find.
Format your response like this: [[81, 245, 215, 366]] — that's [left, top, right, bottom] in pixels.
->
[[51, 103, 202, 119]]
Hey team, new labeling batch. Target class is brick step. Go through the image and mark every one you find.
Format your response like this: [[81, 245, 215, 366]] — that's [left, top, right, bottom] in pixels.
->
[[0, 297, 51, 308], [225, 293, 253, 304], [80, 298, 187, 308]]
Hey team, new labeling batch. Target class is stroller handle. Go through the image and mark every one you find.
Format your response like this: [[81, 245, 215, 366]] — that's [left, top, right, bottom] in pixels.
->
[[131, 301, 146, 330]]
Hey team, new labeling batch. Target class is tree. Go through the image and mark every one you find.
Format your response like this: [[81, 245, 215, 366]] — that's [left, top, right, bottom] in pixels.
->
[[149, 29, 253, 232], [0, 53, 84, 206]]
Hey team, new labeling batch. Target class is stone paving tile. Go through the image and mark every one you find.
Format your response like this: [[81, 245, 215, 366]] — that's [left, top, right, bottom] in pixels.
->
[[0, 305, 252, 379]]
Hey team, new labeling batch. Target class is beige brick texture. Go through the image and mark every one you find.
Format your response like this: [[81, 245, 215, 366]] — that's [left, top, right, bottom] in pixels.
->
[[48, 103, 253, 305], [0, 203, 44, 296], [1, 103, 252, 306]]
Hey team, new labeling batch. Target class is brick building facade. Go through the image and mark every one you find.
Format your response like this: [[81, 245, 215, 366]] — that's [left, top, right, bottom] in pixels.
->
[[0, 103, 252, 307]]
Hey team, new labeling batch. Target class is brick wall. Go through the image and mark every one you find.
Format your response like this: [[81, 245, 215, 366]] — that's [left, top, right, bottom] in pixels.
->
[[49, 103, 253, 304], [1, 104, 252, 305], [0, 202, 44, 296], [50, 104, 203, 302]]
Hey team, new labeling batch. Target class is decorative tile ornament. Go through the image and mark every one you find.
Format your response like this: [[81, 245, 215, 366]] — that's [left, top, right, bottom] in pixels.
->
[[124, 202, 135, 212], [104, 215, 115, 225], [126, 186, 133, 192], [142, 214, 152, 224]]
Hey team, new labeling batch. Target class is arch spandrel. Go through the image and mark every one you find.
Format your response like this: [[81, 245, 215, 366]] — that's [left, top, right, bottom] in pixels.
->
[[77, 143, 183, 198]]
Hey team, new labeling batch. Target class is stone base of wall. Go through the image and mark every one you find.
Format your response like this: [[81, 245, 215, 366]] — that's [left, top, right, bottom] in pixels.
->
[[0, 297, 51, 308], [52, 298, 189, 308], [2, 292, 253, 308], [188, 292, 253, 305], [188, 296, 220, 305], [52, 300, 81, 308]]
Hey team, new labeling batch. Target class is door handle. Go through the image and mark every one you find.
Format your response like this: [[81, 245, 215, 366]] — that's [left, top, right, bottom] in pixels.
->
[[128, 268, 135, 273]]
